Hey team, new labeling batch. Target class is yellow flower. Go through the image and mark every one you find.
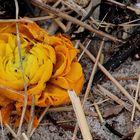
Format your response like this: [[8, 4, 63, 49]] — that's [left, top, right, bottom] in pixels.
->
[[0, 22, 84, 124]]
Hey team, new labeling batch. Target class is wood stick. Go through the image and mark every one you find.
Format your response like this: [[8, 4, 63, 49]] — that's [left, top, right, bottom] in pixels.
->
[[68, 90, 92, 140], [31, 0, 120, 42], [131, 75, 140, 121], [79, 44, 140, 111]]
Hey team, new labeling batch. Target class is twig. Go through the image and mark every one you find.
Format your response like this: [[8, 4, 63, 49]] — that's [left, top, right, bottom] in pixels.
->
[[0, 111, 5, 140], [68, 90, 92, 140], [31, 0, 120, 42], [30, 106, 50, 137], [79, 44, 140, 111], [131, 75, 140, 121]]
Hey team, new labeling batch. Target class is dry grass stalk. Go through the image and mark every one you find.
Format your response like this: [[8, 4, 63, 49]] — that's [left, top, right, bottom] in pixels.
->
[[22, 133, 29, 140], [100, 19, 140, 28], [35, 119, 76, 126], [131, 75, 140, 121], [74, 40, 80, 49], [82, 39, 104, 104], [48, 106, 97, 117], [72, 39, 104, 139], [53, 19, 66, 32], [98, 85, 140, 117], [120, 19, 140, 25], [79, 44, 140, 111], [47, 0, 62, 34], [27, 95, 35, 138], [0, 111, 5, 140], [28, 15, 57, 21], [128, 84, 137, 90], [31, 0, 120, 42], [133, 124, 140, 140], [30, 106, 50, 137], [61, 0, 99, 27], [68, 90, 92, 140], [62, 0, 86, 16], [5, 124, 17, 139], [48, 106, 73, 112], [96, 98, 110, 105], [48, 0, 67, 34], [14, 0, 28, 138], [78, 39, 91, 61], [93, 102, 104, 123], [0, 18, 33, 23], [78, 11, 109, 61], [85, 112, 98, 117], [89, 98, 110, 107], [0, 85, 24, 100], [107, 76, 138, 81], [57, 120, 75, 124], [107, 0, 140, 14], [97, 85, 125, 106]]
